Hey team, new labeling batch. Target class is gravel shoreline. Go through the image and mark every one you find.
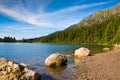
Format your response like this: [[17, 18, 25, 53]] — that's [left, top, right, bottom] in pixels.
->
[[73, 48, 120, 80], [34, 48, 120, 80]]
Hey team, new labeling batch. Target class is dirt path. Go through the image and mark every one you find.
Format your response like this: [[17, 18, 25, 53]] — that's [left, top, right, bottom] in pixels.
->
[[73, 49, 120, 80]]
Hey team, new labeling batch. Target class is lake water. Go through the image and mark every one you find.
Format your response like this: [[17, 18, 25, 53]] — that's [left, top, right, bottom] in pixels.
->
[[0, 43, 111, 79]]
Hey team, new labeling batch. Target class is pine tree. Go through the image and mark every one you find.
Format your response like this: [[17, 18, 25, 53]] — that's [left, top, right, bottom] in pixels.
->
[[113, 25, 120, 43]]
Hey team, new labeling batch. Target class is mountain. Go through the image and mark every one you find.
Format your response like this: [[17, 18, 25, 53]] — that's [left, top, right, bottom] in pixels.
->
[[68, 3, 120, 29], [28, 3, 120, 44]]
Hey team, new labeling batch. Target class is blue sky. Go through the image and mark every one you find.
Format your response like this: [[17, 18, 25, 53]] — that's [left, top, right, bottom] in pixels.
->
[[0, 0, 119, 39]]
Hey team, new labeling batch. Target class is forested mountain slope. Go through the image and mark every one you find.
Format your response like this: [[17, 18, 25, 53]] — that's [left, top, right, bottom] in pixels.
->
[[29, 3, 120, 44]]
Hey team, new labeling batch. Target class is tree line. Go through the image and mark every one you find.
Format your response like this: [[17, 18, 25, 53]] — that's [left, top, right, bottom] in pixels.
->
[[0, 37, 30, 42], [0, 37, 16, 42]]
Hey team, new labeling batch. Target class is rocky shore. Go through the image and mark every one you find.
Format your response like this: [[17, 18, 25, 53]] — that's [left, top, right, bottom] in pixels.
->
[[73, 48, 120, 80], [34, 47, 120, 80], [0, 58, 41, 80]]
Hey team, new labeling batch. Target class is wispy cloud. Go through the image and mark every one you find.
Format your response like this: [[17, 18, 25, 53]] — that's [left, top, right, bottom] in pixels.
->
[[0, 0, 114, 29], [0, 24, 58, 39], [43, 1, 114, 16]]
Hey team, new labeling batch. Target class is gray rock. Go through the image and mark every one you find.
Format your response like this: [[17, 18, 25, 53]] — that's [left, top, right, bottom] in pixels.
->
[[75, 47, 90, 57], [103, 48, 110, 51], [45, 53, 67, 67], [0, 58, 41, 80]]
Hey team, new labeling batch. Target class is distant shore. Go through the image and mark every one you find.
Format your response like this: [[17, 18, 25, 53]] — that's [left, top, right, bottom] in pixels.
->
[[73, 48, 120, 80]]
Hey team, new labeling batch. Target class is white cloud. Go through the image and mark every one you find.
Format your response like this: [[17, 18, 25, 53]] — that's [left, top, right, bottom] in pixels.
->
[[0, 0, 114, 29]]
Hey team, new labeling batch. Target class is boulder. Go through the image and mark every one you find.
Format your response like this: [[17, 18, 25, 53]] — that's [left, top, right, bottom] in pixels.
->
[[45, 53, 67, 67], [0, 58, 41, 80], [114, 44, 120, 49], [103, 48, 110, 51], [75, 47, 90, 57]]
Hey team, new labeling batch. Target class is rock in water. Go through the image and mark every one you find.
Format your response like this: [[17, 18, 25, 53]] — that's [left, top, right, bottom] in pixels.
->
[[0, 58, 41, 80], [75, 47, 90, 57], [45, 53, 67, 67]]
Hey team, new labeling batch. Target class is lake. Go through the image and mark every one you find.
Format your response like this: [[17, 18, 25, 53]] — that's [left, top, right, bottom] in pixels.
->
[[0, 43, 112, 79]]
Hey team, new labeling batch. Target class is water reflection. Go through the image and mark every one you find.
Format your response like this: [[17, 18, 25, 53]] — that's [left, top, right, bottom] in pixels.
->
[[43, 65, 75, 80], [46, 66, 67, 75]]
